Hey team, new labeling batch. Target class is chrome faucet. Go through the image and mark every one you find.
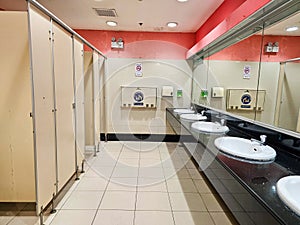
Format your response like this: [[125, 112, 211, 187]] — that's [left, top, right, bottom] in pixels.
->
[[190, 104, 197, 112], [220, 119, 225, 126], [251, 135, 267, 145]]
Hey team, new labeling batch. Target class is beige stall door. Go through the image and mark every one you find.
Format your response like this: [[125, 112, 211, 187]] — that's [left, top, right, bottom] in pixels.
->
[[29, 7, 56, 213], [52, 22, 76, 191], [73, 38, 85, 165], [0, 12, 35, 202]]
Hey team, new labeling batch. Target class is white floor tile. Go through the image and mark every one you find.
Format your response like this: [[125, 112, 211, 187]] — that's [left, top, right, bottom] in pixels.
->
[[169, 192, 206, 211], [75, 177, 108, 191], [111, 167, 139, 178], [138, 167, 164, 178], [107, 177, 137, 191], [92, 157, 118, 167], [7, 216, 39, 225], [85, 166, 114, 179], [173, 211, 215, 225], [136, 192, 171, 211], [138, 178, 167, 192], [210, 212, 234, 225], [188, 169, 204, 179], [119, 152, 140, 159], [166, 178, 198, 193], [135, 211, 174, 225], [93, 210, 134, 225], [174, 168, 192, 179], [117, 158, 139, 167], [201, 194, 224, 212], [194, 179, 212, 194], [139, 158, 163, 167], [139, 151, 161, 159], [140, 142, 162, 151], [0, 216, 14, 225], [47, 210, 96, 225], [99, 191, 136, 210], [62, 191, 103, 210], [122, 142, 141, 151]]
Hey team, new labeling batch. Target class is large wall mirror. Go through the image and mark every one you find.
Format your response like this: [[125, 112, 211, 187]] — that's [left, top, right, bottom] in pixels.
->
[[192, 28, 264, 121], [191, 4, 300, 135], [258, 11, 300, 133]]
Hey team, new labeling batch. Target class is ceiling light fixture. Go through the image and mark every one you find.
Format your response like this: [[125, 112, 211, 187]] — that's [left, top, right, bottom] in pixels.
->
[[286, 26, 299, 32], [106, 21, 117, 27], [167, 22, 178, 28], [177, 0, 189, 2]]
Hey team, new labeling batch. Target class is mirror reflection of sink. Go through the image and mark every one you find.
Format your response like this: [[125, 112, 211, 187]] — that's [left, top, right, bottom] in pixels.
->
[[281, 139, 300, 151], [191, 121, 229, 134], [277, 176, 300, 216], [174, 108, 195, 114], [214, 137, 276, 162], [180, 113, 207, 121]]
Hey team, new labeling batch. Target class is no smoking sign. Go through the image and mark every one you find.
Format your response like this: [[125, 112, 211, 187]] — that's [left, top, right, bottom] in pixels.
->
[[135, 63, 143, 77]]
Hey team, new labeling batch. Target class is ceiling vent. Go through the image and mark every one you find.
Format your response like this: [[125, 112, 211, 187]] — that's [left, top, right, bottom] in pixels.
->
[[94, 8, 117, 17]]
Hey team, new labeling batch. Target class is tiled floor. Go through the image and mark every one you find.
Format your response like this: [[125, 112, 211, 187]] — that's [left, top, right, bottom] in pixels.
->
[[1, 141, 237, 225]]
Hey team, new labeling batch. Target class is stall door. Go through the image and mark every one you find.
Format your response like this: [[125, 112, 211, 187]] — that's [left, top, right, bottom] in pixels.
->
[[73, 38, 85, 165], [28, 6, 56, 213], [52, 22, 76, 191]]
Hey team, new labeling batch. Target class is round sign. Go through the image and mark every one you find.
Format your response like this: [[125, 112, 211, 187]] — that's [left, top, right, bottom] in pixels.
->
[[136, 65, 142, 71], [134, 91, 144, 102], [241, 94, 251, 105]]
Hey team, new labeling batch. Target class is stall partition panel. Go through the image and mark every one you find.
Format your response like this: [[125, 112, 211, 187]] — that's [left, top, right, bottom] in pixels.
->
[[0, 12, 35, 202], [93, 52, 100, 147], [84, 52, 95, 147], [28, 7, 56, 213], [52, 22, 76, 191], [73, 38, 85, 164]]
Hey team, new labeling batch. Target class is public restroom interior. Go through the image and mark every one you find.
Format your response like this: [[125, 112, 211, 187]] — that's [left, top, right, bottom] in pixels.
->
[[1, 0, 300, 224]]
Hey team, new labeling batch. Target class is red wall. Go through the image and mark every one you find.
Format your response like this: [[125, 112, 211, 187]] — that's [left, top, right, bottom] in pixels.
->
[[187, 0, 272, 59], [209, 35, 300, 62], [196, 0, 246, 42], [76, 30, 195, 60]]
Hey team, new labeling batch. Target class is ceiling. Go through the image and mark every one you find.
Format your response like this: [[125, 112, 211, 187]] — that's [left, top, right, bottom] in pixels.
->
[[0, 0, 224, 33], [264, 11, 300, 36]]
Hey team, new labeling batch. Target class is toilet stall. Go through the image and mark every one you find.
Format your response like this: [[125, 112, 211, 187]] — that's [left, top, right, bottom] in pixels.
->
[[0, 1, 105, 215]]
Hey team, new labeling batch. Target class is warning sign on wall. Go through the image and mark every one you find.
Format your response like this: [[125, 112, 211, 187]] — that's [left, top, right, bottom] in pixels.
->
[[135, 63, 143, 77], [243, 65, 251, 79]]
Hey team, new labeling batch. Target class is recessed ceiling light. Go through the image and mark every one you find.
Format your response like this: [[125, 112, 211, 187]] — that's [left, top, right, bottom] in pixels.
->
[[167, 22, 178, 28], [177, 0, 189, 2], [106, 21, 117, 27], [286, 26, 299, 32]]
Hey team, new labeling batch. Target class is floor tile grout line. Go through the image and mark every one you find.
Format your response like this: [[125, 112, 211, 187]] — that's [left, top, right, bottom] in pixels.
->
[[133, 140, 142, 225], [5, 202, 31, 225], [160, 143, 177, 225], [89, 142, 124, 225]]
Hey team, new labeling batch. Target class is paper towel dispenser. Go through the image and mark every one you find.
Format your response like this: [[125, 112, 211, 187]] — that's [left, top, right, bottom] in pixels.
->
[[162, 86, 174, 97], [211, 87, 224, 98]]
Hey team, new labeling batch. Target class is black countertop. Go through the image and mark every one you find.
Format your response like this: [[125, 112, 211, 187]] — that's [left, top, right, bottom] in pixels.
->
[[166, 108, 300, 225]]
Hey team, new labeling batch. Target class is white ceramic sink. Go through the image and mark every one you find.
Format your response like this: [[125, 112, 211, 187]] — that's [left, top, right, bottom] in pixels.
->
[[174, 108, 195, 114], [214, 137, 276, 162], [191, 121, 229, 134], [180, 113, 207, 121], [277, 176, 300, 216]]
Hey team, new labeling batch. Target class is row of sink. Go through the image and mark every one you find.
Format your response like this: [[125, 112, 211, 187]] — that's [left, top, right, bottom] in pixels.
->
[[174, 108, 300, 218]]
